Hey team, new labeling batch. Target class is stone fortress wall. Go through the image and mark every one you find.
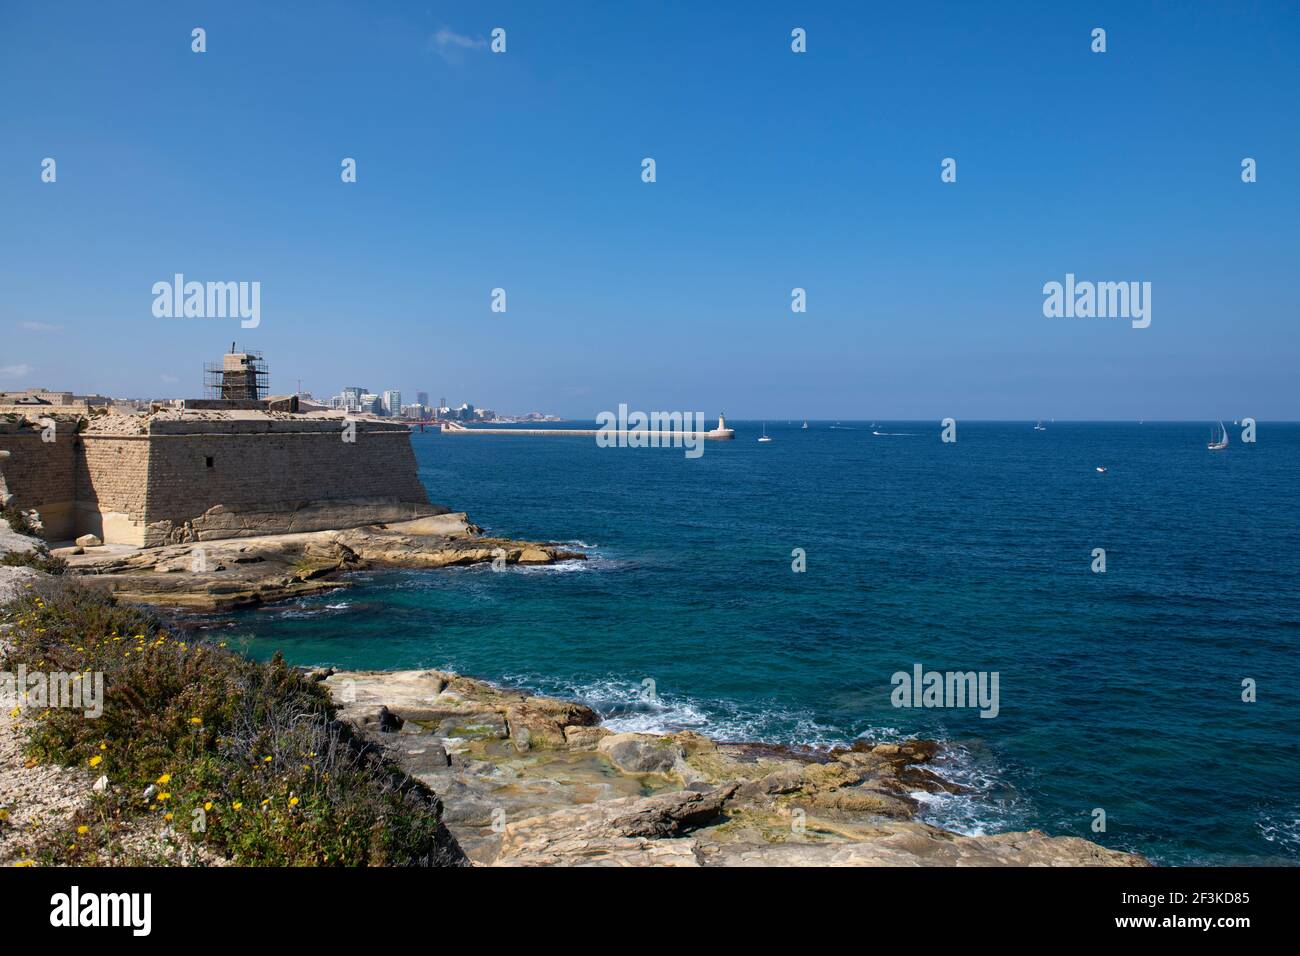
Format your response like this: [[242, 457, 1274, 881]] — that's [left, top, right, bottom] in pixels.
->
[[0, 420, 81, 538], [0, 412, 441, 546]]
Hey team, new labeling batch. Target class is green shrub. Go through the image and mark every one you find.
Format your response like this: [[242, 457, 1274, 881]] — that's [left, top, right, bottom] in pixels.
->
[[0, 580, 464, 866], [1, 545, 67, 575]]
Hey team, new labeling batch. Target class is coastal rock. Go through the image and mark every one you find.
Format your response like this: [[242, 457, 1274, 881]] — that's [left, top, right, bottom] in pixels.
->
[[349, 704, 403, 733], [383, 737, 450, 774], [507, 698, 598, 752], [562, 726, 611, 750], [597, 733, 685, 776], [492, 786, 736, 866], [62, 517, 587, 611], [74, 533, 102, 548], [435, 713, 508, 741], [321, 667, 1150, 868], [695, 826, 1147, 867], [807, 787, 915, 818]]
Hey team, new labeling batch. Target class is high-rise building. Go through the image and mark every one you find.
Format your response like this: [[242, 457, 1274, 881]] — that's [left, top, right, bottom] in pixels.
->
[[340, 386, 365, 412], [382, 389, 402, 417], [416, 391, 429, 408]]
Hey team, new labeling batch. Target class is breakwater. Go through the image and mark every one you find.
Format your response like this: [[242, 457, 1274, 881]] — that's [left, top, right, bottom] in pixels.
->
[[441, 425, 735, 440]]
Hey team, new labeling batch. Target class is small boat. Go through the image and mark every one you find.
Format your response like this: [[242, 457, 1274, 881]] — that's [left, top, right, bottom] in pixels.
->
[[1034, 420, 1046, 431], [758, 423, 773, 443], [1208, 421, 1229, 450], [1096, 466, 1107, 473], [801, 419, 808, 430]]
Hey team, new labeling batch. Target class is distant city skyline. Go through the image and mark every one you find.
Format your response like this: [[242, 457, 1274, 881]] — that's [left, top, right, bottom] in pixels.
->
[[2, 1, 1297, 419]]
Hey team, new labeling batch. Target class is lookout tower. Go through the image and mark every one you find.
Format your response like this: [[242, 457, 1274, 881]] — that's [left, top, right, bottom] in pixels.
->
[[204, 344, 268, 401]]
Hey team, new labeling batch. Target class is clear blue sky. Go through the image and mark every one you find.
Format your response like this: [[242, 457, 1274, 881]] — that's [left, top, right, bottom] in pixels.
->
[[2, 1, 1296, 419]]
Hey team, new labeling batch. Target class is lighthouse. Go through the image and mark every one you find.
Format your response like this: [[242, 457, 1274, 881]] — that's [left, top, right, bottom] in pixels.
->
[[709, 413, 735, 440]]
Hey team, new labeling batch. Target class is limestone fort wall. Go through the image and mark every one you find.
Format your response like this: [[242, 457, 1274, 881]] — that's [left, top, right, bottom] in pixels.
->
[[0, 420, 80, 538], [0, 414, 441, 547], [140, 420, 436, 545]]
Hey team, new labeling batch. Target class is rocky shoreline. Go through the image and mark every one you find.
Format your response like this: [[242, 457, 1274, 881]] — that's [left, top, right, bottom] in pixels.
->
[[58, 513, 583, 610], [316, 667, 1147, 866], [1, 518, 1146, 866]]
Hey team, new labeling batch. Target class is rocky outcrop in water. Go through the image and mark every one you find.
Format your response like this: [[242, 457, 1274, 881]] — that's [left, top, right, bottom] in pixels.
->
[[61, 513, 584, 610]]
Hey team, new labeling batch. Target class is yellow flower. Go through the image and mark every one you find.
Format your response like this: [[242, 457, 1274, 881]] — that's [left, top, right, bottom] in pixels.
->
[[76, 825, 88, 835], [232, 801, 242, 811], [203, 802, 212, 811], [188, 717, 202, 725], [156, 773, 171, 785], [262, 755, 272, 763], [158, 792, 171, 801], [288, 796, 299, 806], [164, 813, 173, 821], [88, 755, 103, 768], [8, 707, 18, 718]]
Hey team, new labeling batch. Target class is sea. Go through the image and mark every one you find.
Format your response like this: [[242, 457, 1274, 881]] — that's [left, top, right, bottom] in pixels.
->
[[215, 420, 1300, 865]]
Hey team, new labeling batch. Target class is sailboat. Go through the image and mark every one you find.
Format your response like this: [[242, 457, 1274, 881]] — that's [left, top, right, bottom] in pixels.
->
[[1034, 420, 1046, 431], [1207, 421, 1229, 451], [801, 419, 808, 430], [758, 423, 773, 443]]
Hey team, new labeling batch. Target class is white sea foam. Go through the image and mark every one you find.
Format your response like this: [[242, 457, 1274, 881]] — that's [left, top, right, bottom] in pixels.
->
[[907, 742, 1029, 837], [1256, 808, 1300, 854], [498, 674, 846, 747]]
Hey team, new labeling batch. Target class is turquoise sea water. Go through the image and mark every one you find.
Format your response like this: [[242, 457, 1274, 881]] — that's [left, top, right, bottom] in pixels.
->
[[219, 421, 1300, 865]]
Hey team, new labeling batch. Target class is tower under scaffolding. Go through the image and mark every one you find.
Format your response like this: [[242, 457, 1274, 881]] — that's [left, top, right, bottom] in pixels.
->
[[203, 344, 268, 401]]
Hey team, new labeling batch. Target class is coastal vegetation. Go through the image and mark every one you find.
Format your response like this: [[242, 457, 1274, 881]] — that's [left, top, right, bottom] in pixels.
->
[[0, 579, 464, 866], [1, 544, 67, 575]]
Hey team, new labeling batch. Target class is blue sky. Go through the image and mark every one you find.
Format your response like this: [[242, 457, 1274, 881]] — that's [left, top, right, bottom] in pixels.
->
[[1, 1, 1296, 419]]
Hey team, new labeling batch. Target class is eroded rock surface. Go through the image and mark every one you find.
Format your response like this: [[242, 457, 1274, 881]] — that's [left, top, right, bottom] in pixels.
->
[[322, 668, 1148, 868], [62, 513, 585, 610]]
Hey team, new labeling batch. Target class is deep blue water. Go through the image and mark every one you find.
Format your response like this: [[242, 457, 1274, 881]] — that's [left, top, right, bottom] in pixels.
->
[[222, 421, 1300, 865]]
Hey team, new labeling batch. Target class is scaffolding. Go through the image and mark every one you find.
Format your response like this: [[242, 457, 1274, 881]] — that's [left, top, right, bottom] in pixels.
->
[[203, 346, 268, 401]]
